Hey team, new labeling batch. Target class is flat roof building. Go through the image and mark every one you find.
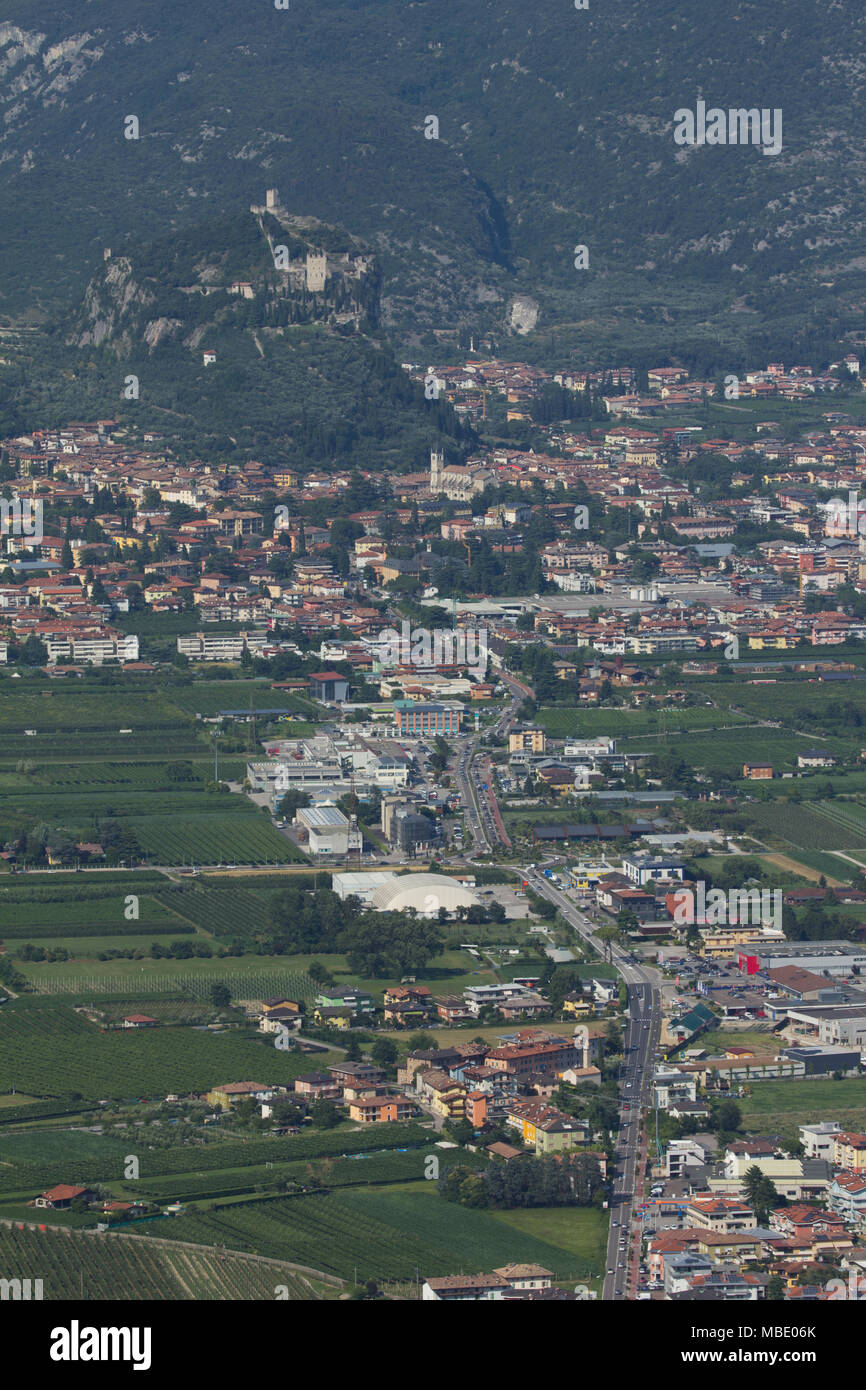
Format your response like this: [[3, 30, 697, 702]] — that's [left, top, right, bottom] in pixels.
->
[[295, 803, 362, 857], [741, 942, 866, 978]]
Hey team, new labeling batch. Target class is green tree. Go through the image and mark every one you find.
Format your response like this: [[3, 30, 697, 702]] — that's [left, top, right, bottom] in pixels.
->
[[310, 1101, 341, 1129], [766, 1273, 786, 1301], [370, 1037, 398, 1070], [714, 1099, 741, 1133]]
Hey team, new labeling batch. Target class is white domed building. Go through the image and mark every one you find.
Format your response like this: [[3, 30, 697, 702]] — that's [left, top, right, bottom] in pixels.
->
[[370, 873, 479, 918]]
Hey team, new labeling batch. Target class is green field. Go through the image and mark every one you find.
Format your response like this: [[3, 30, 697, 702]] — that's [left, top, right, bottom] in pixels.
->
[[831, 850, 866, 869], [0, 675, 321, 866], [491, 1204, 608, 1271], [757, 850, 855, 885], [634, 729, 856, 776], [166, 681, 319, 719], [537, 707, 750, 738], [701, 1028, 782, 1057], [0, 997, 334, 1100], [129, 810, 303, 865], [747, 800, 866, 852], [0, 873, 332, 957], [13, 935, 511, 1004], [739, 1076, 866, 1135], [17, 953, 322, 999], [141, 1183, 603, 1281], [711, 681, 866, 726], [130, 1148, 476, 1203], [0, 891, 181, 932], [0, 1222, 338, 1298], [0, 1122, 434, 1200], [0, 676, 317, 729]]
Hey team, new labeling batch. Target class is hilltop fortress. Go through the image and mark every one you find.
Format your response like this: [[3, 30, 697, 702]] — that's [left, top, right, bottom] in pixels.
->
[[251, 187, 374, 296]]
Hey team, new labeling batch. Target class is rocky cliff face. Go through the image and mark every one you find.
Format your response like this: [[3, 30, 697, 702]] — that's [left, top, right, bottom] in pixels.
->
[[67, 210, 380, 356], [74, 258, 155, 349]]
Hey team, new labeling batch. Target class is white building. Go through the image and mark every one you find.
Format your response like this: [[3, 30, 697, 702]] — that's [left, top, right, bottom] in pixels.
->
[[653, 1068, 697, 1110], [623, 854, 686, 886], [799, 1121, 842, 1160], [549, 571, 597, 593], [44, 632, 139, 665], [666, 1136, 716, 1179], [331, 871, 397, 904], [295, 803, 362, 857], [563, 737, 616, 761], [177, 631, 266, 662]]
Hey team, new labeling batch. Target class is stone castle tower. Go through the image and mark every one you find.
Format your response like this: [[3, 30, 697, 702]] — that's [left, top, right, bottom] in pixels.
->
[[305, 252, 328, 292]]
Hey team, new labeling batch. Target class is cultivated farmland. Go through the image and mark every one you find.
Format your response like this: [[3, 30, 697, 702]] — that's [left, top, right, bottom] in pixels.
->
[[0, 1222, 337, 1298], [144, 1184, 598, 1281], [0, 998, 329, 1099], [746, 799, 866, 852]]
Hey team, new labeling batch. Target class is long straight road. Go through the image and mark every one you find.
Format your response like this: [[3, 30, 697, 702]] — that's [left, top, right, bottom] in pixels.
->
[[522, 868, 661, 1301], [453, 672, 531, 853]]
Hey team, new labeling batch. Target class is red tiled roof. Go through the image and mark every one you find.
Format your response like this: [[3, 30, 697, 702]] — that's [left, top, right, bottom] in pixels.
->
[[41, 1185, 88, 1202]]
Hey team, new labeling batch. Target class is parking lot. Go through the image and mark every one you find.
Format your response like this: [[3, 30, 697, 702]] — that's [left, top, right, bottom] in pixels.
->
[[475, 882, 537, 920]]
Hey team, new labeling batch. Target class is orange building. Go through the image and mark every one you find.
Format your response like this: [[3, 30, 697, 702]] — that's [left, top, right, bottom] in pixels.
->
[[347, 1097, 418, 1124]]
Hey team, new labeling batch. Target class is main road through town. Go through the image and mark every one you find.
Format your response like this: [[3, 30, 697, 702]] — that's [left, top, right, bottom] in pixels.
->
[[522, 868, 662, 1301], [453, 672, 532, 854]]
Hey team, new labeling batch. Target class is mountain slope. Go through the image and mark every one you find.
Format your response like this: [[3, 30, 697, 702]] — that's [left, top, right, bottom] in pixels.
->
[[1, 1, 865, 361]]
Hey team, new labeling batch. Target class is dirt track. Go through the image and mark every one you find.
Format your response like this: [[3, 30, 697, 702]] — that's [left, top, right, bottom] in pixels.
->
[[759, 852, 845, 888]]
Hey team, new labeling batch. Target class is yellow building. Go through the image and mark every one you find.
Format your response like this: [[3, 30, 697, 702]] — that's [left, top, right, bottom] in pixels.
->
[[563, 1001, 593, 1019], [261, 998, 300, 1016], [313, 1006, 352, 1030], [699, 925, 766, 958], [506, 1102, 588, 1155], [205, 1082, 270, 1110], [833, 1133, 866, 1172], [428, 1079, 466, 1121], [694, 1231, 763, 1263], [509, 729, 546, 754], [747, 633, 798, 650]]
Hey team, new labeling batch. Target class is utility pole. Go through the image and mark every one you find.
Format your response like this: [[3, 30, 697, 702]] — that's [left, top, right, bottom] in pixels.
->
[[213, 728, 221, 784]]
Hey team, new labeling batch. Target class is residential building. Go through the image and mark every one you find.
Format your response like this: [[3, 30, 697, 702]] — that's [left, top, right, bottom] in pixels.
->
[[509, 728, 546, 754], [622, 854, 686, 886], [347, 1096, 418, 1124], [505, 1100, 590, 1154], [832, 1133, 866, 1172], [799, 1121, 842, 1160], [205, 1082, 274, 1110]]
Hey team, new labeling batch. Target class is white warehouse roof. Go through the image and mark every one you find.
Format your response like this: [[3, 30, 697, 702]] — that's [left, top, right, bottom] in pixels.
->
[[332, 871, 397, 902], [298, 806, 349, 829], [370, 873, 479, 916]]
